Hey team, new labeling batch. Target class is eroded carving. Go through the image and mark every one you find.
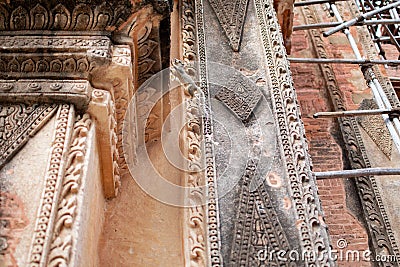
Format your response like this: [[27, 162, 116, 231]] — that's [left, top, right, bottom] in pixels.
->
[[88, 89, 119, 198], [207, 0, 250, 52], [29, 104, 75, 266], [0, 103, 58, 170], [47, 114, 92, 266], [358, 99, 392, 159]]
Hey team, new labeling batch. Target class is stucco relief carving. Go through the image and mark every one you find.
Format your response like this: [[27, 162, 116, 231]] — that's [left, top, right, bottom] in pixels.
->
[[88, 89, 119, 198], [180, 1, 208, 266], [47, 114, 92, 266], [0, 35, 111, 80], [0, 80, 91, 111], [28, 104, 75, 266], [0, 103, 58, 170], [0, 1, 134, 31], [215, 75, 262, 122], [90, 45, 135, 178], [254, 0, 334, 265], [358, 99, 393, 159], [207, 0, 250, 52]]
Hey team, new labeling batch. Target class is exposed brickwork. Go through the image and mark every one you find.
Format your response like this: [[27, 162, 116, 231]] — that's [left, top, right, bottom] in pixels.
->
[[291, 8, 370, 267], [0, 191, 28, 267]]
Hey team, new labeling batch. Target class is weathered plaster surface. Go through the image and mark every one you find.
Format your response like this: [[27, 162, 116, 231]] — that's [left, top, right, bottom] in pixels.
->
[[0, 115, 55, 266]]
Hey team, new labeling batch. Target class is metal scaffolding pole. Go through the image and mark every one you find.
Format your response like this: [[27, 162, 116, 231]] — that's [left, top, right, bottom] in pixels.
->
[[325, 2, 400, 154], [313, 108, 400, 118], [293, 19, 400, 31], [294, 0, 347, 7], [323, 1, 400, 36], [315, 168, 400, 179], [288, 57, 400, 65]]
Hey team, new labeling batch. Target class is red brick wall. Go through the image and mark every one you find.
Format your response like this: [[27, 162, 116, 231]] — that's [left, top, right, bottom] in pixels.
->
[[291, 8, 370, 266]]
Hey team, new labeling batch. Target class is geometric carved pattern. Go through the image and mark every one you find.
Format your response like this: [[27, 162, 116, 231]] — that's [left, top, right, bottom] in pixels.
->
[[358, 99, 392, 159], [0, 103, 58, 170], [230, 159, 291, 266], [207, 0, 250, 51], [215, 76, 262, 122]]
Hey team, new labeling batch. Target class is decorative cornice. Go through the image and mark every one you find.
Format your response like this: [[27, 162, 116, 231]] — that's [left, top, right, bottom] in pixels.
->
[[0, 35, 111, 80], [0, 1, 134, 32], [0, 80, 92, 111]]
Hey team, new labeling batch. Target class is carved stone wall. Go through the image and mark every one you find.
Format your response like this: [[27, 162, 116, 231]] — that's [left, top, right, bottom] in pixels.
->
[[0, 0, 173, 266], [178, 0, 334, 266]]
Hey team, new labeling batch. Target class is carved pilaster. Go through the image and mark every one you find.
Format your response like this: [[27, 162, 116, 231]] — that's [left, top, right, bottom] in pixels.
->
[[47, 114, 92, 266], [88, 89, 119, 198]]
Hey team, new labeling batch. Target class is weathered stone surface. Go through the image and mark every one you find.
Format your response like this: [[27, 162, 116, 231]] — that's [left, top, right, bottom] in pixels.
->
[[0, 114, 56, 266]]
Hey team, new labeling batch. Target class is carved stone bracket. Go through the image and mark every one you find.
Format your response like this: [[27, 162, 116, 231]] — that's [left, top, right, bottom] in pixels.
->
[[88, 89, 119, 198]]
